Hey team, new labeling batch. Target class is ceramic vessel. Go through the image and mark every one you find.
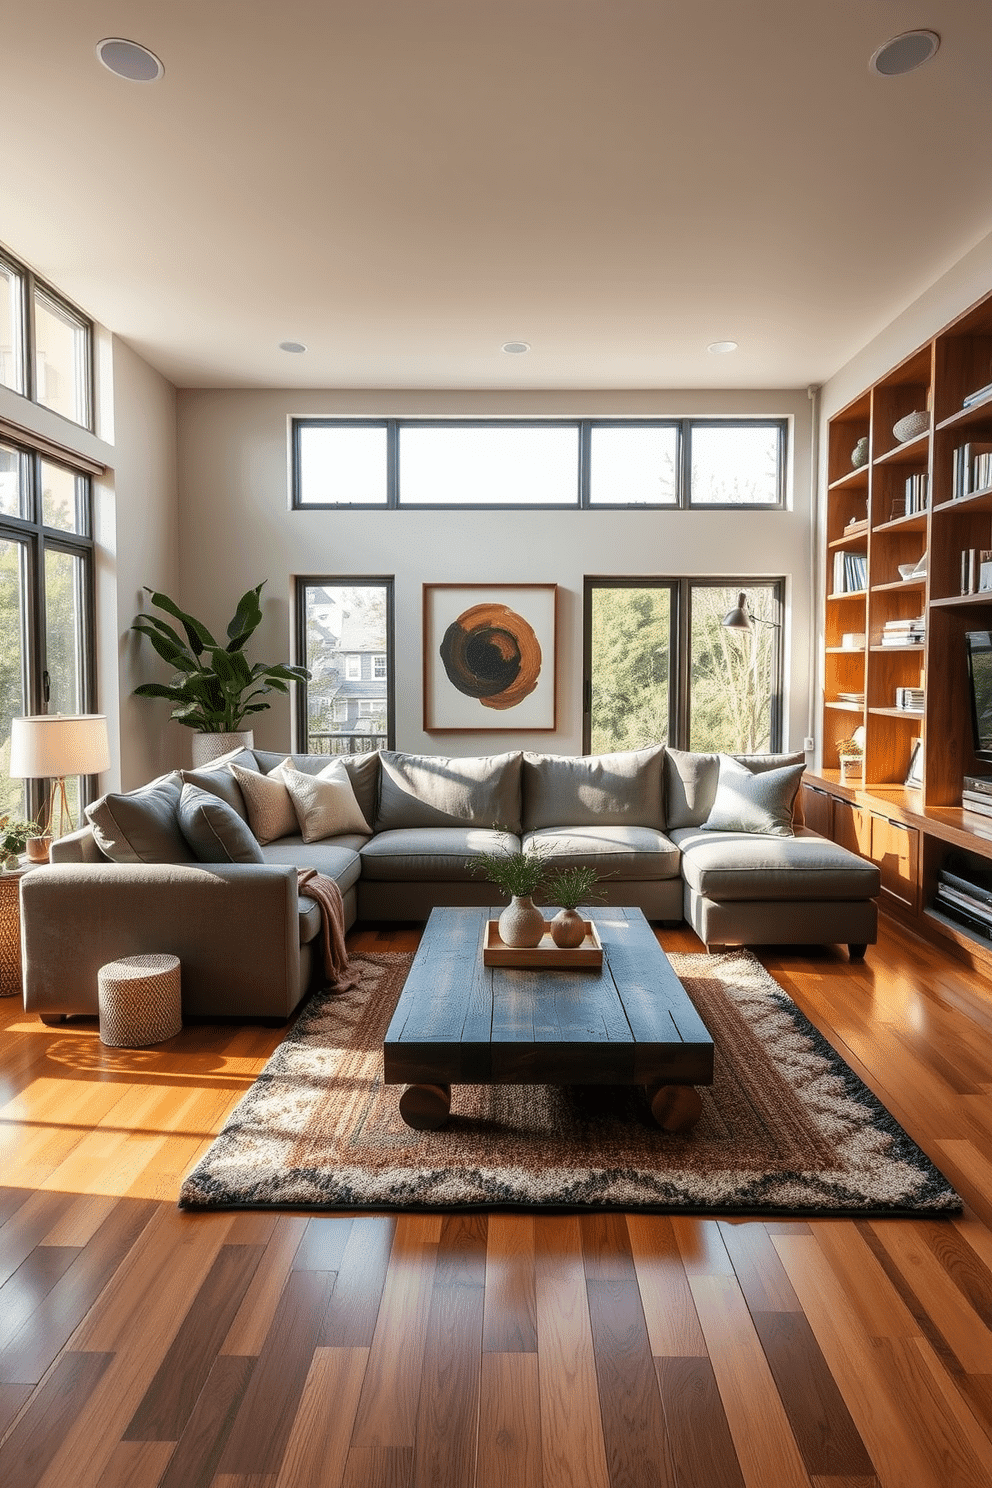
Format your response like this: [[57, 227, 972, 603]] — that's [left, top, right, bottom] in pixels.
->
[[498, 895, 546, 948], [549, 907, 587, 949], [840, 756, 863, 784], [851, 436, 869, 468], [893, 411, 929, 443], [191, 730, 254, 767], [25, 836, 50, 864]]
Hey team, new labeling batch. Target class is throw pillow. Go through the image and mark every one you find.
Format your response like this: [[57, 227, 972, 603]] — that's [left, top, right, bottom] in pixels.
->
[[177, 783, 264, 863], [522, 745, 665, 832], [375, 750, 523, 833], [230, 758, 298, 844], [180, 754, 256, 822], [282, 761, 372, 843], [85, 771, 194, 864], [701, 756, 805, 837]]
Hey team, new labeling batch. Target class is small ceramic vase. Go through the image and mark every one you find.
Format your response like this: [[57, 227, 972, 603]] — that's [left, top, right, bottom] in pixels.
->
[[25, 837, 50, 864], [549, 908, 587, 949], [851, 436, 869, 468], [498, 895, 546, 948]]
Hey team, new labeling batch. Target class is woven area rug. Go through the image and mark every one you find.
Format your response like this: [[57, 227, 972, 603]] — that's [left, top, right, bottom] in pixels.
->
[[179, 950, 961, 1215]]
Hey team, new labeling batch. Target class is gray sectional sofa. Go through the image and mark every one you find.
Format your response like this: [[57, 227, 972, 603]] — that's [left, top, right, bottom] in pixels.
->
[[20, 743, 880, 1023]]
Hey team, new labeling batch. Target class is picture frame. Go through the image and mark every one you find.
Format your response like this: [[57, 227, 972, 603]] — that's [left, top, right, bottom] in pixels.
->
[[423, 583, 557, 731], [905, 738, 924, 789]]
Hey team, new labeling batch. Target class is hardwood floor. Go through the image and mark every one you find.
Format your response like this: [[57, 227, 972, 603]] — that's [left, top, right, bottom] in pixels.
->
[[2, 916, 992, 1487]]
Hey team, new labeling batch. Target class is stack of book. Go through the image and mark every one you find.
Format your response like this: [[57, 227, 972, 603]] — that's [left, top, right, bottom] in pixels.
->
[[903, 472, 929, 513], [935, 867, 992, 939], [952, 441, 992, 499], [880, 617, 925, 647], [895, 687, 924, 710], [833, 550, 867, 594], [962, 784, 992, 821], [960, 548, 992, 594], [836, 691, 865, 705]]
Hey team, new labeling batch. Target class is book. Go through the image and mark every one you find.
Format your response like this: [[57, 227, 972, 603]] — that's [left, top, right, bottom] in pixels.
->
[[963, 381, 992, 408], [962, 791, 992, 815], [936, 883, 992, 923], [933, 894, 992, 940], [939, 866, 992, 904]]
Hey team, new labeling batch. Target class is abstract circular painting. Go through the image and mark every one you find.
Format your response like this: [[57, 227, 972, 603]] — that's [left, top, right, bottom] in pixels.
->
[[440, 602, 542, 710], [424, 584, 557, 729]]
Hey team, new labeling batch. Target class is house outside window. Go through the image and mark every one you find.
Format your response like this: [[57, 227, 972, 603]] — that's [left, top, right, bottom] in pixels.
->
[[297, 579, 394, 755]]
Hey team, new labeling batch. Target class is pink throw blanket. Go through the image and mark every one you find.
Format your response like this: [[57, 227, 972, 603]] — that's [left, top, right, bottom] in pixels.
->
[[297, 869, 360, 993]]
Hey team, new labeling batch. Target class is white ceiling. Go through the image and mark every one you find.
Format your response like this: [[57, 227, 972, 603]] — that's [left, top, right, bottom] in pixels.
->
[[4, 0, 992, 392]]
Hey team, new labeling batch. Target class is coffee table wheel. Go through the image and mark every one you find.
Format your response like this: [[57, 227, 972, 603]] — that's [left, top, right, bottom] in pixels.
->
[[398, 1082, 451, 1131], [646, 1081, 703, 1134]]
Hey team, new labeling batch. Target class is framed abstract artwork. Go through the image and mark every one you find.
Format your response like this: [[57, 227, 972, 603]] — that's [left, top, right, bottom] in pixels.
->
[[423, 583, 558, 731]]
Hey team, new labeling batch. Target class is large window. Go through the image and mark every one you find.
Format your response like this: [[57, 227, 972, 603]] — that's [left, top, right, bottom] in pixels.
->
[[296, 579, 394, 755], [585, 578, 783, 756], [293, 418, 786, 509], [0, 247, 93, 429], [0, 440, 96, 820]]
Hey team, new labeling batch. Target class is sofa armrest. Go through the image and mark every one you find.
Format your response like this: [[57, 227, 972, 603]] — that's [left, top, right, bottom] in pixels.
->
[[21, 862, 304, 1021], [50, 824, 104, 863]]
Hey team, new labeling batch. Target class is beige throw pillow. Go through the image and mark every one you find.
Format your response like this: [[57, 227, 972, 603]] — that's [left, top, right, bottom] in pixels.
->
[[230, 759, 298, 844], [282, 760, 372, 842]]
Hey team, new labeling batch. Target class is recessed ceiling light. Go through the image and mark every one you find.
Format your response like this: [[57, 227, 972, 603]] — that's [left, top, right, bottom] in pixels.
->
[[96, 38, 164, 82], [279, 341, 307, 354], [869, 30, 940, 77], [707, 340, 738, 355], [502, 341, 531, 355]]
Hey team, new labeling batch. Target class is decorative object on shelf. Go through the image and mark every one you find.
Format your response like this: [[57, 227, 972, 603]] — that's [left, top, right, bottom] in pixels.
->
[[892, 410, 930, 443], [898, 562, 921, 580], [851, 436, 869, 468], [470, 833, 551, 947], [905, 738, 924, 789], [837, 728, 865, 785], [132, 582, 310, 749], [8, 715, 111, 839], [841, 632, 866, 650], [422, 583, 558, 731], [542, 864, 607, 948], [0, 816, 40, 871]]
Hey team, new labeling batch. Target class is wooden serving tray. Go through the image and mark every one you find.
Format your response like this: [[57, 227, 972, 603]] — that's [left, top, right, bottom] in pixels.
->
[[483, 919, 604, 968]]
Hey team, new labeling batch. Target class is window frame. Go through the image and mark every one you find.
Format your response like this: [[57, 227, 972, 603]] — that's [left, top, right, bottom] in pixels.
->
[[291, 417, 788, 511], [294, 575, 396, 756], [582, 575, 785, 754], [0, 246, 94, 431]]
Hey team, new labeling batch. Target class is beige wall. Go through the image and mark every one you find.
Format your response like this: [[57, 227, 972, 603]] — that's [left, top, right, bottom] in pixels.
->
[[177, 387, 818, 759]]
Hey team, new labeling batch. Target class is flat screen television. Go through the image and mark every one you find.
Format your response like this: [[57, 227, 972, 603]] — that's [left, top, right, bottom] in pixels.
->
[[965, 630, 992, 760]]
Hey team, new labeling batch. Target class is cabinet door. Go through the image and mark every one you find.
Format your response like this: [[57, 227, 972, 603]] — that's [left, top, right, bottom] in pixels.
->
[[833, 798, 871, 857], [869, 813, 920, 911], [801, 784, 833, 838]]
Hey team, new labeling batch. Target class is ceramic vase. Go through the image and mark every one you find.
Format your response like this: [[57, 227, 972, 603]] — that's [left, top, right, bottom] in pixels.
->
[[851, 436, 869, 468], [549, 907, 587, 949], [498, 895, 546, 948], [25, 836, 50, 864], [191, 730, 254, 767]]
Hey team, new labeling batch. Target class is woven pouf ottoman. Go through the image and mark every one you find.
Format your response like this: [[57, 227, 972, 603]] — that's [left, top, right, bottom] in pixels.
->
[[98, 953, 182, 1048]]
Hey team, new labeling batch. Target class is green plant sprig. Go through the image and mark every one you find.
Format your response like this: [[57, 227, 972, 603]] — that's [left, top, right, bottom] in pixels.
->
[[0, 816, 42, 856], [542, 864, 607, 911], [469, 829, 553, 899]]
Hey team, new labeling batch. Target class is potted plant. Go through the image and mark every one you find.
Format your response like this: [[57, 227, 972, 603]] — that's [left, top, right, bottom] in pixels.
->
[[471, 833, 552, 947], [542, 864, 606, 948], [132, 582, 310, 764], [0, 816, 43, 870], [837, 731, 865, 784]]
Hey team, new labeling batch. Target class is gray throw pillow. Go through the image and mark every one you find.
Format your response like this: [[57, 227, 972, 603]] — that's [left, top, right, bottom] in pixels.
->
[[522, 745, 665, 832], [177, 783, 264, 862], [180, 759, 253, 822], [665, 748, 806, 828], [85, 771, 194, 863], [701, 756, 805, 837], [375, 750, 522, 832]]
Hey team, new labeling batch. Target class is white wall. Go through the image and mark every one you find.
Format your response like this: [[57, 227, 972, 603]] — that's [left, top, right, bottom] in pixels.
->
[[177, 387, 817, 759]]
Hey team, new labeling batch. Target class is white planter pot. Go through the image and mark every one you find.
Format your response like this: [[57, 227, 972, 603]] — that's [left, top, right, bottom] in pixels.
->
[[498, 895, 546, 948], [190, 730, 255, 767]]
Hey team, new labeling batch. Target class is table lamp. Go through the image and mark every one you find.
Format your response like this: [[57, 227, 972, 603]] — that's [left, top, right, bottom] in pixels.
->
[[8, 714, 110, 840]]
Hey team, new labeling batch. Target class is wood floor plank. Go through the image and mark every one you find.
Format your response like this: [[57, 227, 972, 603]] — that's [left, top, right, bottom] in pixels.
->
[[319, 1216, 397, 1347], [0, 1381, 32, 1440], [534, 1215, 610, 1488], [0, 1245, 79, 1343], [586, 1278, 675, 1487], [218, 1268, 336, 1477], [937, 1140, 992, 1229], [654, 1356, 746, 1488], [411, 1259, 485, 1488], [272, 1346, 370, 1488], [626, 1214, 706, 1359], [125, 1243, 264, 1441], [866, 1220, 992, 1374], [0, 1351, 113, 1488], [807, 1223, 920, 1341], [0, 1190, 78, 1289], [340, 1447, 414, 1488], [718, 1220, 802, 1313], [156, 1355, 256, 1488], [478, 1352, 542, 1488], [482, 1213, 537, 1353], [99, 1439, 175, 1488], [688, 1273, 814, 1488], [671, 1216, 736, 1278], [292, 1216, 354, 1273], [40, 1192, 118, 1248], [350, 1215, 440, 1449], [220, 1216, 309, 1357], [580, 1212, 637, 1283]]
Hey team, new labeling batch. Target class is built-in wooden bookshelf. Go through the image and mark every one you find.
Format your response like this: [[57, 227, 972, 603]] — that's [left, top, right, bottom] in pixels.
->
[[815, 287, 992, 970]]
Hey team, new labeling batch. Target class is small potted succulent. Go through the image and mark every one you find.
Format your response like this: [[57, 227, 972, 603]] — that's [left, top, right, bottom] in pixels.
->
[[471, 833, 552, 947], [836, 732, 865, 785], [0, 816, 43, 871], [542, 864, 606, 948]]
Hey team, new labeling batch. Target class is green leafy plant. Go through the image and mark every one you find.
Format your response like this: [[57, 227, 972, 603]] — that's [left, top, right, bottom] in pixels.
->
[[470, 830, 552, 899], [836, 735, 864, 758], [542, 864, 607, 911], [132, 582, 310, 733], [0, 816, 42, 857]]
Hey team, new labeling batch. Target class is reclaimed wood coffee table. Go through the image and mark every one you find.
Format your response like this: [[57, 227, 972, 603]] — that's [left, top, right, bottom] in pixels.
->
[[383, 904, 714, 1133]]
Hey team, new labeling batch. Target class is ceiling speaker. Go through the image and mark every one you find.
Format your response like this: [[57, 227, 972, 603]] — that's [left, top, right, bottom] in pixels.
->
[[869, 31, 940, 77]]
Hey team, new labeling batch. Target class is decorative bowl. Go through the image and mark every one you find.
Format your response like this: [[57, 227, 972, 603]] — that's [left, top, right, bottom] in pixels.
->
[[897, 563, 917, 579], [893, 410, 929, 443]]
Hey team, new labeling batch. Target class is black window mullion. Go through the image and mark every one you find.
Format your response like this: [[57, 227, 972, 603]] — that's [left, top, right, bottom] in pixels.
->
[[578, 422, 591, 508], [387, 421, 399, 507]]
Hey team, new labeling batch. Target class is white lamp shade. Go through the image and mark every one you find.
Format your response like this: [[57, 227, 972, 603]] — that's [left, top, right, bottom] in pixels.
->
[[9, 714, 111, 779]]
